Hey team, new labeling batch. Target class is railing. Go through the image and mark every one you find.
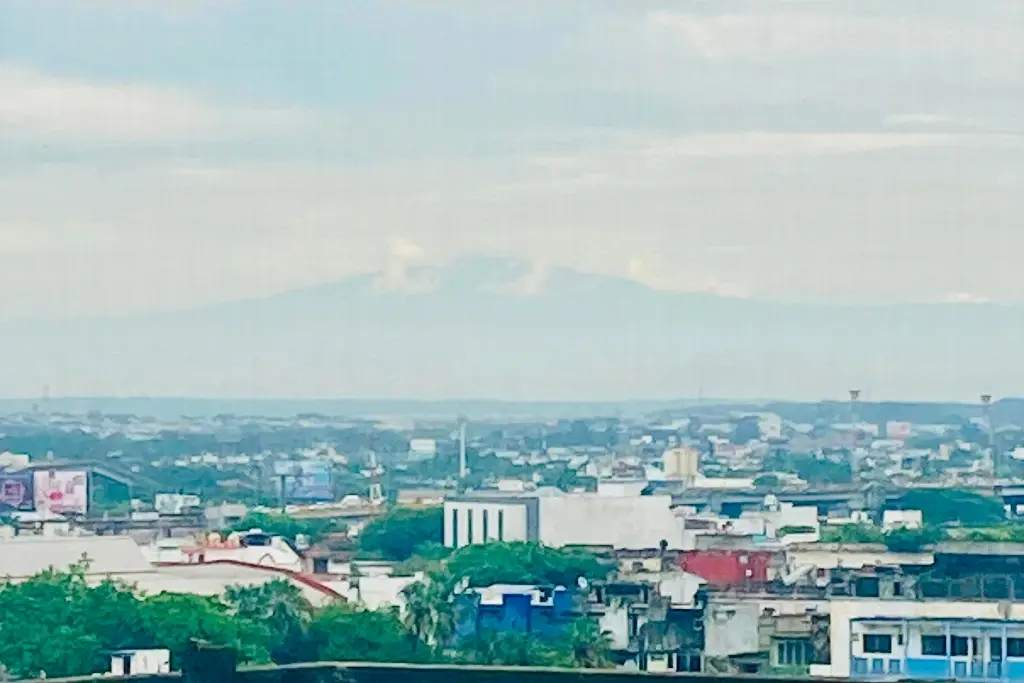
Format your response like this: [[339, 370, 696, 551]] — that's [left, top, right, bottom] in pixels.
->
[[17, 661, 862, 683]]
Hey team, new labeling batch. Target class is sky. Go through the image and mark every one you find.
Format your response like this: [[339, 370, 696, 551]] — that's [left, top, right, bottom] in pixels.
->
[[1, 1, 1023, 402], [2, 0, 1022, 321]]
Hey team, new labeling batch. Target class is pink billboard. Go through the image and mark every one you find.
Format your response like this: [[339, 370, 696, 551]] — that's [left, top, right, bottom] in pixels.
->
[[33, 470, 88, 515]]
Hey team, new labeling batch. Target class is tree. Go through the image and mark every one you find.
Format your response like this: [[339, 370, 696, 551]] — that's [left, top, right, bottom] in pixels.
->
[[820, 524, 884, 544], [753, 473, 781, 490], [894, 489, 1005, 527], [223, 580, 314, 663], [445, 542, 609, 588], [732, 417, 761, 444], [883, 526, 942, 553], [400, 572, 457, 651], [358, 507, 444, 561], [229, 512, 345, 545], [308, 604, 426, 663], [556, 619, 613, 669], [461, 631, 559, 667]]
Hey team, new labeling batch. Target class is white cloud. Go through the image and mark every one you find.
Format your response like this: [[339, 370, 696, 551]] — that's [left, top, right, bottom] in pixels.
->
[[0, 63, 304, 143]]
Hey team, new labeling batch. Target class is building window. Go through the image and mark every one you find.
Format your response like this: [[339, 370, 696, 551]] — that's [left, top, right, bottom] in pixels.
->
[[892, 581, 903, 597], [467, 508, 475, 544], [951, 636, 970, 657], [451, 508, 460, 546], [863, 634, 893, 655], [855, 576, 881, 598], [992, 638, 1003, 660], [482, 509, 490, 541], [776, 639, 813, 666], [922, 635, 948, 656], [1007, 638, 1024, 658], [497, 509, 505, 541]]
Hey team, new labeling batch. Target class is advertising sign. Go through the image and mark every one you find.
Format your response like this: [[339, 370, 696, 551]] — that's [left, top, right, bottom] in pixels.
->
[[33, 470, 88, 515], [274, 461, 332, 502], [0, 470, 34, 512], [155, 493, 202, 515]]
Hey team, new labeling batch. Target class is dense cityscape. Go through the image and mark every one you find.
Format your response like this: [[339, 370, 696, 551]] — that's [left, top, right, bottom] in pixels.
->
[[4, 396, 1024, 679]]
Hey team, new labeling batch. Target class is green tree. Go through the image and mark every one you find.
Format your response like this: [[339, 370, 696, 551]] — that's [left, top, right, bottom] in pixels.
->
[[400, 571, 457, 651], [883, 526, 942, 553], [820, 524, 884, 544], [308, 604, 426, 663], [223, 580, 313, 663], [556, 619, 614, 669], [358, 507, 444, 561], [229, 512, 345, 545], [895, 489, 1005, 527], [445, 542, 609, 587], [461, 631, 559, 667], [140, 592, 270, 665]]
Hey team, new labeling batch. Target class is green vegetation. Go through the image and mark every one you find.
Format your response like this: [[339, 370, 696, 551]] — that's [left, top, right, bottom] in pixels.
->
[[228, 512, 346, 545], [358, 507, 444, 561], [953, 524, 1024, 543], [0, 541, 613, 679], [894, 488, 1005, 527], [776, 525, 816, 537], [446, 542, 609, 588], [820, 524, 885, 544]]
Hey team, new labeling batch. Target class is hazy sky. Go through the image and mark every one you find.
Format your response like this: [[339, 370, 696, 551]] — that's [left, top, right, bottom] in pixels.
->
[[2, 0, 1023, 320]]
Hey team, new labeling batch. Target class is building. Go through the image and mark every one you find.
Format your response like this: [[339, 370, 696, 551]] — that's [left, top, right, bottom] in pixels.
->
[[663, 447, 701, 480], [823, 598, 1024, 681], [443, 489, 682, 550]]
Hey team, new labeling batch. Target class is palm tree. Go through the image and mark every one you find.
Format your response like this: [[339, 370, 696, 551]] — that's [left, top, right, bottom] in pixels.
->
[[400, 571, 456, 651]]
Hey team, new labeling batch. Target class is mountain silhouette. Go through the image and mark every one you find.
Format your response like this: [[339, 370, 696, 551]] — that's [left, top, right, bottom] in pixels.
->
[[1, 256, 1022, 401]]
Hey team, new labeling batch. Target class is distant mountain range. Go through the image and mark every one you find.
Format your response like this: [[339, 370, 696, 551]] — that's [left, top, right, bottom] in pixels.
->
[[1, 257, 1022, 405]]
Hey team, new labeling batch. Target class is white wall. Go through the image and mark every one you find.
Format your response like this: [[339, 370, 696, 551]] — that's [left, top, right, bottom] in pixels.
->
[[444, 501, 527, 547], [538, 494, 681, 549]]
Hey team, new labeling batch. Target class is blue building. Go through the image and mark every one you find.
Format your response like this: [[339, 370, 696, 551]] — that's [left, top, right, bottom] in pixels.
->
[[452, 584, 588, 643], [847, 616, 1024, 681]]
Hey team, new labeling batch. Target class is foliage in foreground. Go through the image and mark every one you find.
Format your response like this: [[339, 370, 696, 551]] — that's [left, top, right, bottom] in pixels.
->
[[0, 545, 614, 679]]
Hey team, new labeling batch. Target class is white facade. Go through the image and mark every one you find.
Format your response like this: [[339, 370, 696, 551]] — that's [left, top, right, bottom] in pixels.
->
[[444, 499, 529, 547], [109, 649, 171, 676], [537, 494, 681, 549], [663, 447, 700, 479], [444, 492, 682, 550], [823, 599, 1024, 678]]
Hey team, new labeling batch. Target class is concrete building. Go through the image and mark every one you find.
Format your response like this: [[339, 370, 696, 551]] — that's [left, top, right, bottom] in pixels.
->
[[444, 489, 682, 550], [663, 447, 701, 480], [820, 598, 1024, 681]]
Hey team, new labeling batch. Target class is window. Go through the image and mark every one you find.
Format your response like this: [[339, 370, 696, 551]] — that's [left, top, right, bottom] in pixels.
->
[[1007, 638, 1024, 658], [922, 635, 948, 656], [467, 508, 475, 544], [497, 509, 505, 541], [863, 634, 893, 654], [451, 508, 460, 546], [951, 636, 969, 657], [482, 509, 490, 541], [991, 638, 1003, 660], [892, 581, 903, 597], [855, 576, 881, 598], [776, 639, 813, 666]]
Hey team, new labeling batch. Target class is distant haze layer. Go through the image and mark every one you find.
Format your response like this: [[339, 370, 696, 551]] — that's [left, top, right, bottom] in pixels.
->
[[0, 257, 1019, 402]]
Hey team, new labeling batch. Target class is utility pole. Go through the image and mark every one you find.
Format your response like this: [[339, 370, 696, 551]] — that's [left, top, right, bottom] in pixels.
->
[[982, 394, 996, 477], [849, 389, 862, 482]]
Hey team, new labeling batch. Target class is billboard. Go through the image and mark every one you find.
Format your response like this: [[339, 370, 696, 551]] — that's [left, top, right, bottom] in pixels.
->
[[886, 421, 912, 440], [274, 461, 332, 502], [33, 470, 88, 515], [0, 470, 34, 512], [155, 493, 202, 515]]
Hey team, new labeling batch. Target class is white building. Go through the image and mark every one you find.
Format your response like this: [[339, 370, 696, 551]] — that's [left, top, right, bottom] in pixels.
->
[[817, 598, 1024, 681], [444, 489, 682, 550]]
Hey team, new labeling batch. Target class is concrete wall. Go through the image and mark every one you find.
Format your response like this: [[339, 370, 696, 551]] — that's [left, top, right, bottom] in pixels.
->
[[538, 495, 681, 549], [704, 601, 761, 657], [444, 501, 529, 547]]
